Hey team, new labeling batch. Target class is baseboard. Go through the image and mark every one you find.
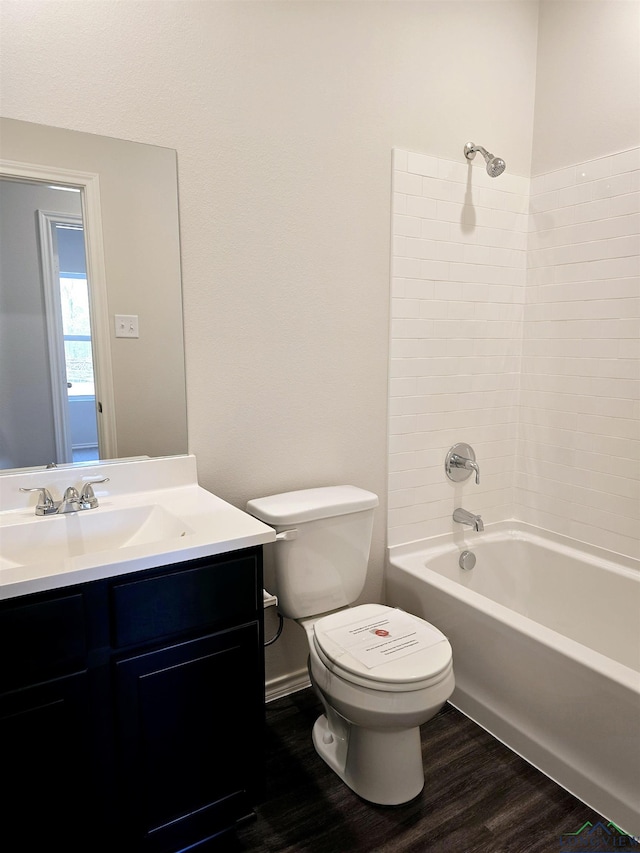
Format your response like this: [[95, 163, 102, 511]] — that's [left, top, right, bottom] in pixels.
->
[[265, 668, 310, 703]]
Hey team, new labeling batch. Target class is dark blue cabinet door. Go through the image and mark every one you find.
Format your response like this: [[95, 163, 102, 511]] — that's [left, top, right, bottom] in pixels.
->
[[0, 672, 92, 850], [114, 623, 264, 853]]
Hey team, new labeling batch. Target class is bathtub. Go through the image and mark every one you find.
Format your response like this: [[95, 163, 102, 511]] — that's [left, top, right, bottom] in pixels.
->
[[386, 521, 640, 836]]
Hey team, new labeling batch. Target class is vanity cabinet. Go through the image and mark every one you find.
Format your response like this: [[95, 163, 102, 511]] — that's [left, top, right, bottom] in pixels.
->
[[0, 546, 265, 853]]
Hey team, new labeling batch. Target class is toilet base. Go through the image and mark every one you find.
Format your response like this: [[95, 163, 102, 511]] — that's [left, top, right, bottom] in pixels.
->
[[312, 713, 425, 806]]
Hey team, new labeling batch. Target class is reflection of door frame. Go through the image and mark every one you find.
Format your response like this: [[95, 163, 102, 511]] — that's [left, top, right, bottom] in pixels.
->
[[38, 210, 77, 462], [0, 160, 116, 459], [38, 210, 99, 463]]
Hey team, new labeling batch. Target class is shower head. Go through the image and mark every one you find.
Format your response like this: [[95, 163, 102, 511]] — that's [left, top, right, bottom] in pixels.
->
[[464, 142, 506, 177]]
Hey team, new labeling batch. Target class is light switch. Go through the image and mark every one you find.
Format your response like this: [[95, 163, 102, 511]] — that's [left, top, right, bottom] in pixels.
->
[[115, 314, 139, 338]]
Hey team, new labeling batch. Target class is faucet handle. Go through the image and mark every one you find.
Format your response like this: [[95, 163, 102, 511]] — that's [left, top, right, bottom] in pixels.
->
[[79, 477, 110, 508], [20, 486, 57, 516], [445, 443, 480, 485], [450, 454, 480, 485]]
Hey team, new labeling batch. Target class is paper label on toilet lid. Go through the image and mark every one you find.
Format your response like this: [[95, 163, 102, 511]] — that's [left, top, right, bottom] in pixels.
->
[[321, 610, 445, 669]]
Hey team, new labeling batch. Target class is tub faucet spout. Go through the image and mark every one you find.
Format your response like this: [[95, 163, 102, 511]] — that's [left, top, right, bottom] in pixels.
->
[[453, 507, 484, 532]]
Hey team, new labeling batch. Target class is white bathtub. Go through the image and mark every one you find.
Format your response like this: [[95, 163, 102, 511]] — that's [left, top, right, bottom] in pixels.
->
[[386, 522, 640, 836]]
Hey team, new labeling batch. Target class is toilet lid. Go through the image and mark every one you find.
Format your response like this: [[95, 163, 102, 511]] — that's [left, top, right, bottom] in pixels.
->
[[313, 603, 452, 688]]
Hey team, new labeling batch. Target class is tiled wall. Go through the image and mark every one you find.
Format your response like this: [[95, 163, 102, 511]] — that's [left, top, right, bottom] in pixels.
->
[[389, 150, 529, 546], [520, 149, 639, 557], [389, 148, 639, 558]]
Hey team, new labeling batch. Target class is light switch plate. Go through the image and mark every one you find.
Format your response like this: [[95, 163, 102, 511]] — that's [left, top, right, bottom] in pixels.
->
[[115, 314, 139, 338]]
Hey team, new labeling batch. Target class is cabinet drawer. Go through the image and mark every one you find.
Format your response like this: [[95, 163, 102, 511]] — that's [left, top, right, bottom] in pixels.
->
[[0, 593, 87, 691], [111, 552, 259, 648]]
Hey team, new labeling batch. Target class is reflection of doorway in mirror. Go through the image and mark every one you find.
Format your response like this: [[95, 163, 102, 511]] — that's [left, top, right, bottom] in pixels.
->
[[58, 235, 99, 463], [0, 161, 117, 469], [39, 211, 99, 463]]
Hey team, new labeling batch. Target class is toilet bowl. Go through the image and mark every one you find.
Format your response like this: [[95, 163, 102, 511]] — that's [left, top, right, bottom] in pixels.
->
[[246, 486, 455, 805], [301, 602, 454, 805]]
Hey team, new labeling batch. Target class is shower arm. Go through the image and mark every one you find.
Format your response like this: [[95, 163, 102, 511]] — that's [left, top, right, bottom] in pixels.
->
[[464, 143, 490, 161]]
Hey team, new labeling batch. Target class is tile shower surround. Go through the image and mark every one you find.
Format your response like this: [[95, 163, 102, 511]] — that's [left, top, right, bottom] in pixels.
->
[[389, 148, 639, 558]]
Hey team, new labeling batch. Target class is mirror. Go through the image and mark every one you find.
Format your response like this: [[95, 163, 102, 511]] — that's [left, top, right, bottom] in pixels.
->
[[0, 118, 187, 472]]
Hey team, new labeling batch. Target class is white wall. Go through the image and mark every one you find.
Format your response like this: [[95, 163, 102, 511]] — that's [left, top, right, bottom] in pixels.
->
[[520, 148, 639, 557], [389, 151, 529, 545], [524, 0, 640, 557], [0, 1, 539, 690], [532, 0, 640, 175]]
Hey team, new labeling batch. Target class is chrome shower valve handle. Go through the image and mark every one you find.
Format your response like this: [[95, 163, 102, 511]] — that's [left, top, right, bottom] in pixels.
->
[[445, 443, 480, 485]]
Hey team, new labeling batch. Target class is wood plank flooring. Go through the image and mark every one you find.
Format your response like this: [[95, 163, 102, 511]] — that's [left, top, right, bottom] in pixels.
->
[[228, 688, 638, 853]]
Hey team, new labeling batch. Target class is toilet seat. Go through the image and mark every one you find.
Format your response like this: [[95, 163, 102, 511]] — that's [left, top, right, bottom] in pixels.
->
[[312, 603, 452, 692]]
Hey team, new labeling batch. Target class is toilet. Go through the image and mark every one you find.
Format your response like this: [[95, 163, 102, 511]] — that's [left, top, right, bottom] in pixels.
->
[[246, 485, 455, 806]]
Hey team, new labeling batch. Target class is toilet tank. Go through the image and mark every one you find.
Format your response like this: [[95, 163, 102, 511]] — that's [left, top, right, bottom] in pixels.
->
[[246, 486, 378, 620]]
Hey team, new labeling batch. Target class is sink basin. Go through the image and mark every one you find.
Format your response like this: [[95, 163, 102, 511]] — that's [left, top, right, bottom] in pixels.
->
[[0, 505, 193, 568], [0, 454, 277, 598]]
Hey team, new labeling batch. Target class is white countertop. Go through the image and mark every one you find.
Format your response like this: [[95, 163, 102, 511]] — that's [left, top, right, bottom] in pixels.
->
[[0, 455, 276, 600]]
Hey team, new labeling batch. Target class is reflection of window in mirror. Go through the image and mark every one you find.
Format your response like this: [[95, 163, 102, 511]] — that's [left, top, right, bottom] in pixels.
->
[[58, 230, 100, 463], [61, 271, 95, 395]]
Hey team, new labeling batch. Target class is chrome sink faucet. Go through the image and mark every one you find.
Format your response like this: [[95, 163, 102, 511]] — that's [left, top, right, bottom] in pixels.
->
[[57, 486, 83, 514], [453, 507, 484, 532], [20, 478, 109, 515]]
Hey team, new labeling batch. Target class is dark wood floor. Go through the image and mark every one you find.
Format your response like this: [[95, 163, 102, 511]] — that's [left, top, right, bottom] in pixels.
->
[[229, 688, 637, 853]]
